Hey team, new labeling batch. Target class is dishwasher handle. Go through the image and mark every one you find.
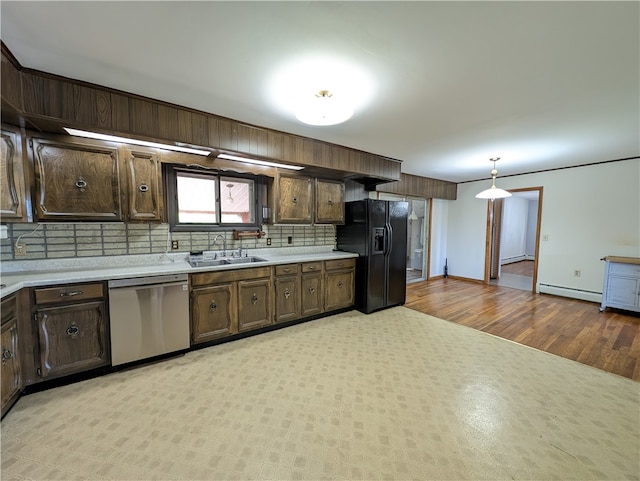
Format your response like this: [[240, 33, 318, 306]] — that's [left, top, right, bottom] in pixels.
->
[[108, 274, 188, 289]]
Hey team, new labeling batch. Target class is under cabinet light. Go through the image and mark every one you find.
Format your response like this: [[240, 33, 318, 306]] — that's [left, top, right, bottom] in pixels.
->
[[217, 153, 305, 170], [64, 128, 212, 156]]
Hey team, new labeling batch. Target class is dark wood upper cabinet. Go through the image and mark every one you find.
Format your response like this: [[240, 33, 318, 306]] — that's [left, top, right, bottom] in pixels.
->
[[31, 137, 123, 221], [0, 125, 29, 222], [315, 178, 345, 224], [123, 148, 163, 222], [275, 174, 313, 224]]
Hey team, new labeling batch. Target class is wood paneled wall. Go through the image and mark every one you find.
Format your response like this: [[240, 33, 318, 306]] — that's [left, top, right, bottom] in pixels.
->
[[375, 172, 457, 200], [1, 43, 458, 199]]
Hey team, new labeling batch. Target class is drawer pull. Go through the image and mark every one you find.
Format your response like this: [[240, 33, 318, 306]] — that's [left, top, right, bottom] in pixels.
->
[[251, 293, 259, 305], [209, 301, 217, 312], [284, 289, 291, 299], [308, 287, 315, 294], [308, 266, 315, 270], [327, 199, 333, 205], [2, 348, 13, 364], [66, 325, 80, 337], [292, 197, 298, 204], [75, 179, 87, 189], [60, 290, 83, 297], [284, 268, 291, 273], [337, 281, 343, 288], [139, 183, 149, 193]]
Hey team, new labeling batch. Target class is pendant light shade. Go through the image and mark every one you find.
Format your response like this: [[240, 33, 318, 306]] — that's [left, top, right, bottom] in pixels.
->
[[475, 158, 512, 199]]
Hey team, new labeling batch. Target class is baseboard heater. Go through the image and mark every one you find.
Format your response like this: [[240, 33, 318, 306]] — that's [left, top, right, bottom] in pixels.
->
[[538, 283, 602, 303]]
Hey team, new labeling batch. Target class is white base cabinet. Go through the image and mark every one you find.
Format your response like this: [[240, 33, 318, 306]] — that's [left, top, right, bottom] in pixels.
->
[[600, 256, 640, 313]]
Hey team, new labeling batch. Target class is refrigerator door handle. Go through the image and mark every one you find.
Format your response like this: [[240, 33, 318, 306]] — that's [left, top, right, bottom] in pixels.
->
[[385, 225, 393, 255]]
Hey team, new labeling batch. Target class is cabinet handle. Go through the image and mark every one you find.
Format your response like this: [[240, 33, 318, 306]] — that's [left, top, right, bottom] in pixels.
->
[[75, 179, 87, 189], [308, 266, 315, 270], [284, 289, 290, 299], [60, 290, 83, 297], [1, 348, 13, 365], [66, 325, 80, 337], [284, 268, 291, 273], [209, 301, 217, 312], [139, 183, 149, 193], [308, 287, 315, 294], [327, 199, 333, 205], [292, 197, 298, 204], [337, 281, 343, 288], [251, 293, 258, 305]]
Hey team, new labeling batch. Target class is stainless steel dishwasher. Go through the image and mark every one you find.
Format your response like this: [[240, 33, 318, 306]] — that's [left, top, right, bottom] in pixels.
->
[[108, 274, 190, 366]]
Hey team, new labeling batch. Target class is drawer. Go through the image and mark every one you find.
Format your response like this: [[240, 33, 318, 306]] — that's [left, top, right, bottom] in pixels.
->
[[192, 266, 272, 287], [1, 295, 17, 324], [325, 258, 355, 271], [301, 262, 322, 273], [275, 264, 300, 276], [34, 283, 104, 305], [610, 262, 640, 277]]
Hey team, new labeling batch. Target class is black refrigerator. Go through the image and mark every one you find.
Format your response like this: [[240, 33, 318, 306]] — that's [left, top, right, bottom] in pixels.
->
[[336, 199, 408, 314]]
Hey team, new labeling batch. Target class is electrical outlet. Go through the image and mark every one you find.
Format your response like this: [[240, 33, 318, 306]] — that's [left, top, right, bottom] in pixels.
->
[[266, 238, 272, 246], [14, 243, 26, 256], [171, 240, 179, 250], [573, 269, 581, 277], [287, 236, 293, 245]]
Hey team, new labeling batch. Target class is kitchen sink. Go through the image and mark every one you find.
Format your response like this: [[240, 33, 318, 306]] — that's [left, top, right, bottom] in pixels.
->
[[223, 256, 268, 265], [189, 256, 267, 268]]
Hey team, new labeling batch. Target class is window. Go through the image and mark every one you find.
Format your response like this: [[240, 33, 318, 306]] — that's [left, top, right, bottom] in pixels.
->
[[166, 165, 260, 231]]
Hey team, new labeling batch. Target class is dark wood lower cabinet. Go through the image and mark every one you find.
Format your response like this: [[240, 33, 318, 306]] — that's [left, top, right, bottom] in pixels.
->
[[1, 295, 21, 417], [324, 260, 356, 311], [238, 278, 272, 332], [191, 283, 236, 343], [35, 301, 110, 379], [301, 272, 323, 317], [275, 275, 301, 323]]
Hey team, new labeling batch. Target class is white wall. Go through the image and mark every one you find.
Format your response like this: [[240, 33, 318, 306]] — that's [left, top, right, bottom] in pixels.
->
[[445, 158, 639, 300], [525, 200, 538, 258], [429, 199, 449, 278], [500, 196, 529, 262]]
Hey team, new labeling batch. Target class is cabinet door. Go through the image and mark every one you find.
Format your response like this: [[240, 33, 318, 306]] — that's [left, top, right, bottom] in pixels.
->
[[1, 317, 21, 417], [606, 276, 640, 310], [125, 149, 163, 222], [325, 269, 355, 311], [276, 174, 313, 223], [301, 272, 323, 317], [275, 276, 301, 323], [191, 283, 237, 344], [237, 278, 272, 332], [35, 301, 110, 379], [315, 179, 344, 224], [32, 138, 122, 221], [0, 126, 28, 222]]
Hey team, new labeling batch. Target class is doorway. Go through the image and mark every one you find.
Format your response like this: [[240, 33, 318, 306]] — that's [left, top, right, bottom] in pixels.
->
[[484, 187, 543, 293]]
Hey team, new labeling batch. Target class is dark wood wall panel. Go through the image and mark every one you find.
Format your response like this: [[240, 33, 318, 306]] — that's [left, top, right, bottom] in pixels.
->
[[0, 46, 458, 188], [1, 50, 22, 111], [375, 172, 457, 200]]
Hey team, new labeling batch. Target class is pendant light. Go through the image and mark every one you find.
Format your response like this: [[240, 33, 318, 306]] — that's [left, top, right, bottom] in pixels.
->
[[475, 158, 512, 199]]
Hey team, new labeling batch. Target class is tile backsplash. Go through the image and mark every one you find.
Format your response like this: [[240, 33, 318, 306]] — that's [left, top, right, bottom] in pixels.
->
[[0, 223, 336, 262]]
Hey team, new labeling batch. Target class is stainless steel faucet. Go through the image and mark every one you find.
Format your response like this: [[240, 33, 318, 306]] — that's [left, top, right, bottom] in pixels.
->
[[212, 234, 226, 257]]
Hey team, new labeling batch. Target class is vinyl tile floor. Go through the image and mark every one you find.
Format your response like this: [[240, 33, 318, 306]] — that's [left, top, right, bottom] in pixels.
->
[[1, 307, 639, 480]]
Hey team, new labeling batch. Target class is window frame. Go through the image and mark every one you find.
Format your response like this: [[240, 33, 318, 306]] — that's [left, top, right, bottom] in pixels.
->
[[165, 164, 262, 232]]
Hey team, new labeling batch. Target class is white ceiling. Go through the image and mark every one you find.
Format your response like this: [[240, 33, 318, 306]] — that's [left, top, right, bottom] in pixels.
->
[[1, 1, 638, 183]]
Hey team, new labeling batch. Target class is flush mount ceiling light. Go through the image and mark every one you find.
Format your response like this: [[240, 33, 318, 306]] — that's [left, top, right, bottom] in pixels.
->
[[64, 128, 211, 156], [295, 90, 354, 126], [475, 158, 512, 199]]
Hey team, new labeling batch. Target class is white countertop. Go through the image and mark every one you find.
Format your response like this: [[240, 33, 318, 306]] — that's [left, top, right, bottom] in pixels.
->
[[0, 247, 358, 297]]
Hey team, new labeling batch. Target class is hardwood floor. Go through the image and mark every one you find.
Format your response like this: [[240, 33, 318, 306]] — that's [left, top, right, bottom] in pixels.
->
[[406, 278, 640, 381], [501, 260, 534, 276]]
